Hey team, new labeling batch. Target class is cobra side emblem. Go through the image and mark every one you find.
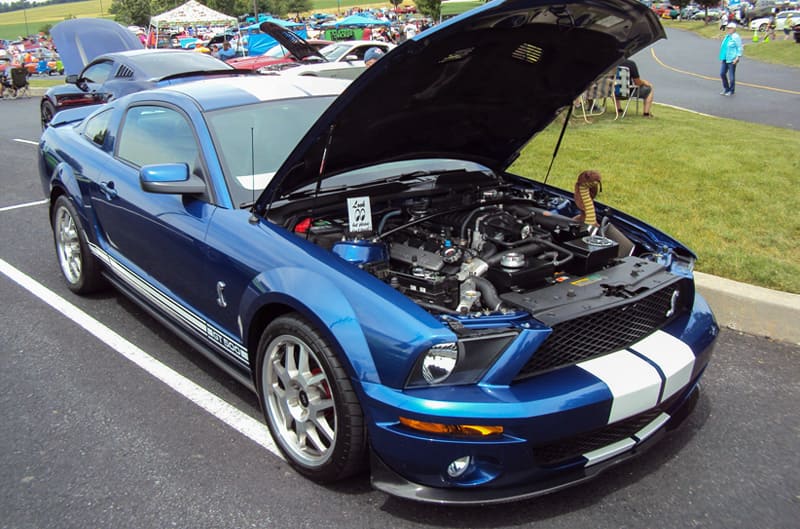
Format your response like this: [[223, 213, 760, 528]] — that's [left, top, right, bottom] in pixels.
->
[[666, 290, 679, 318], [216, 281, 227, 308]]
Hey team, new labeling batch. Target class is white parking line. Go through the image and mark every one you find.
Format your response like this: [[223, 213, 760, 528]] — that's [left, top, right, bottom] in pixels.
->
[[0, 258, 283, 460], [0, 199, 48, 212], [13, 138, 38, 146]]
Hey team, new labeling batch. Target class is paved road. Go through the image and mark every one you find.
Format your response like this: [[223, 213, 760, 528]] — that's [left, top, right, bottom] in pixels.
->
[[1, 71, 799, 528], [630, 27, 800, 130]]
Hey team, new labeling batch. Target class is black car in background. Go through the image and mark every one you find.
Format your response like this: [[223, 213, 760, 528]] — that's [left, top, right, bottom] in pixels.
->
[[41, 18, 245, 128]]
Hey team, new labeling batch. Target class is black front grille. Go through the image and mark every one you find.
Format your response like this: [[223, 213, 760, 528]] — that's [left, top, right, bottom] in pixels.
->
[[514, 280, 690, 381], [532, 409, 662, 466]]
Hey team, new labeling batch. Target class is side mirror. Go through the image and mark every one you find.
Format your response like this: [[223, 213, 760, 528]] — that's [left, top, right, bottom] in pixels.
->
[[65, 74, 79, 84], [140, 163, 206, 195], [344, 54, 359, 62]]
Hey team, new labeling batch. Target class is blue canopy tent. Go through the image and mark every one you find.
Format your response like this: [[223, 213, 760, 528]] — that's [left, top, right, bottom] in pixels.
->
[[321, 15, 390, 27], [244, 17, 305, 31]]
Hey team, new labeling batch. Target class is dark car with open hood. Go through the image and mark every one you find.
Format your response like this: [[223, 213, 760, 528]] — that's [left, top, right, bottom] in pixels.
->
[[38, 0, 717, 504], [41, 18, 249, 128]]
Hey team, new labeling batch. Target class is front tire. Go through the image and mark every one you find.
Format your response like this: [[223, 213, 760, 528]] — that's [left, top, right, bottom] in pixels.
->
[[256, 314, 367, 482], [52, 195, 104, 294]]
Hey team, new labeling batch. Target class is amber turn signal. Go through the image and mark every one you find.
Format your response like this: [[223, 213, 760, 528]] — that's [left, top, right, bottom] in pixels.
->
[[399, 417, 503, 436]]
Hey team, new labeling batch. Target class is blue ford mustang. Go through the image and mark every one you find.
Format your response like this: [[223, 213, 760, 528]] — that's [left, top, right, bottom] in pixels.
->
[[39, 0, 717, 504]]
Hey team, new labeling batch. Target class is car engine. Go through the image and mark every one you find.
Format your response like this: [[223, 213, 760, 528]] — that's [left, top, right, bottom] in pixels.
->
[[284, 173, 691, 322]]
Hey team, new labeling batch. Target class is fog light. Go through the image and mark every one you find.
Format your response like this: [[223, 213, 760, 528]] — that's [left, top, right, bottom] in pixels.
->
[[447, 456, 472, 478]]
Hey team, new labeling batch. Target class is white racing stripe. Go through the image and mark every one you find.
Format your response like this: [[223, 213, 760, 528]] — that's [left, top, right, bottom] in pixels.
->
[[630, 330, 695, 402], [0, 258, 283, 460], [578, 350, 662, 423], [579, 331, 696, 424], [583, 437, 636, 466], [633, 412, 670, 443]]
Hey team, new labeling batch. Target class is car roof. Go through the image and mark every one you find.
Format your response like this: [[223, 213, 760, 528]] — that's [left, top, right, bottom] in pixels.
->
[[150, 75, 350, 111], [91, 49, 234, 78]]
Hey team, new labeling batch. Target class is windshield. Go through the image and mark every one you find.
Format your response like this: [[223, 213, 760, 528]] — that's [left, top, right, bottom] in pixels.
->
[[206, 96, 337, 207], [319, 43, 352, 62], [286, 159, 493, 196]]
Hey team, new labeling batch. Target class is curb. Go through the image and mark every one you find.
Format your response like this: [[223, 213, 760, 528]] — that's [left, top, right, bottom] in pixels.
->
[[695, 272, 800, 345]]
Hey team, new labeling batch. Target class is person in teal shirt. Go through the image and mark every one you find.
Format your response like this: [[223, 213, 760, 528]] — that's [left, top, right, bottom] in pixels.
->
[[719, 22, 743, 96]]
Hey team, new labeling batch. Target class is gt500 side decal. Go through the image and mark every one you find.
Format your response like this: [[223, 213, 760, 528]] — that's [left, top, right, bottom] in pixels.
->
[[89, 242, 249, 364], [578, 331, 696, 424]]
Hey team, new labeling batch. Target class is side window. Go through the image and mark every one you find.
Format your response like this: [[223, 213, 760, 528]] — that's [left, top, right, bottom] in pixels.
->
[[117, 105, 200, 176], [81, 61, 115, 83], [82, 109, 112, 147]]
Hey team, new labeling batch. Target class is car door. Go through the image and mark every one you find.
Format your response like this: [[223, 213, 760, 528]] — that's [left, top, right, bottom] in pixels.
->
[[89, 103, 214, 312]]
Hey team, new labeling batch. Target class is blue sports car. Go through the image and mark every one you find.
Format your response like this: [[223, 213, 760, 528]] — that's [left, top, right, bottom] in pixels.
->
[[39, 0, 718, 504]]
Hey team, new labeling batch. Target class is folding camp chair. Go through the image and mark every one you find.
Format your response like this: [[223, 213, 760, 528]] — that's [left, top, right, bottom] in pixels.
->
[[0, 71, 11, 99], [9, 67, 31, 98], [614, 65, 640, 118], [576, 71, 619, 123]]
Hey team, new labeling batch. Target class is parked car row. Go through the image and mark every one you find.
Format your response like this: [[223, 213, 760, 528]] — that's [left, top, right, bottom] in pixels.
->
[[40, 19, 396, 128], [748, 9, 800, 30]]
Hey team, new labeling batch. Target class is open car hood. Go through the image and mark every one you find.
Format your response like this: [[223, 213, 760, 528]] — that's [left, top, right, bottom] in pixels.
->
[[259, 21, 327, 62], [258, 0, 664, 208], [51, 18, 143, 76]]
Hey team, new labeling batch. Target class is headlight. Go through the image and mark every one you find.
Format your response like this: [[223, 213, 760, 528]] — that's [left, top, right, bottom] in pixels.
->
[[421, 343, 458, 384], [406, 330, 517, 388]]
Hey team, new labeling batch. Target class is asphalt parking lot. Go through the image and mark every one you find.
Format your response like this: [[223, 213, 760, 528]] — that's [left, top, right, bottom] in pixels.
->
[[1, 63, 799, 527]]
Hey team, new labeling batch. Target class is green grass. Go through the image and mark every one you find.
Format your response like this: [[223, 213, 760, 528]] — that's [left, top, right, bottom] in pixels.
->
[[510, 104, 800, 294], [0, 0, 108, 38], [661, 19, 800, 68], [28, 77, 63, 88]]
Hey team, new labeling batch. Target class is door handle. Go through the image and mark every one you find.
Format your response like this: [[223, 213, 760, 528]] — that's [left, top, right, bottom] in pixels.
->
[[99, 180, 118, 200]]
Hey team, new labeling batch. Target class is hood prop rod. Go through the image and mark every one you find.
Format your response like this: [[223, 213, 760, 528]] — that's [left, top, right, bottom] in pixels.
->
[[544, 105, 572, 185], [306, 124, 336, 239]]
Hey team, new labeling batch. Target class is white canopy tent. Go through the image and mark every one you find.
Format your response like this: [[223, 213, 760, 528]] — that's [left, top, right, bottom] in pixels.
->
[[148, 0, 238, 48]]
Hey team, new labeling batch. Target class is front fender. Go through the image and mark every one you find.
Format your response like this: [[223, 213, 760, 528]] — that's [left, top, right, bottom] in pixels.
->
[[240, 264, 456, 388], [49, 162, 85, 208], [241, 267, 379, 384]]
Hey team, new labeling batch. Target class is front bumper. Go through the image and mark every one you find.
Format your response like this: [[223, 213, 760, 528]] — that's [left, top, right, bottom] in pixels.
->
[[371, 384, 700, 505], [364, 295, 717, 504]]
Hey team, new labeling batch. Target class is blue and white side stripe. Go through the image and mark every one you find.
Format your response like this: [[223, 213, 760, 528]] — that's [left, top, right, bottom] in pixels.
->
[[89, 242, 249, 364]]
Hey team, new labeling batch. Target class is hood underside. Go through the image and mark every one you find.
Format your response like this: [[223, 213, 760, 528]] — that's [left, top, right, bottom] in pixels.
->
[[258, 0, 664, 209], [259, 21, 328, 62]]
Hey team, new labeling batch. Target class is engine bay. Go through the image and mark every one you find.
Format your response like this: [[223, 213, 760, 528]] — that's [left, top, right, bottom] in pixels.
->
[[278, 169, 688, 319]]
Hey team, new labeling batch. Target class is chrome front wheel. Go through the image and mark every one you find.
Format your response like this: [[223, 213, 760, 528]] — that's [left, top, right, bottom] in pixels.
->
[[257, 315, 366, 482]]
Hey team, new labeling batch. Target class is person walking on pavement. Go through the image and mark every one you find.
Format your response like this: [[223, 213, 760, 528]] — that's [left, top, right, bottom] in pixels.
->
[[719, 22, 743, 96]]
